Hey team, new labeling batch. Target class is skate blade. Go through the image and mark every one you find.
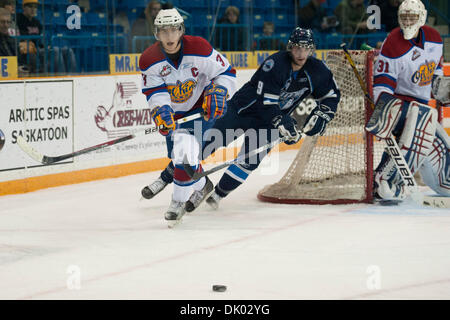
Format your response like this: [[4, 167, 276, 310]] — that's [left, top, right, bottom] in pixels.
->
[[167, 218, 182, 228], [377, 199, 401, 206], [167, 213, 186, 228]]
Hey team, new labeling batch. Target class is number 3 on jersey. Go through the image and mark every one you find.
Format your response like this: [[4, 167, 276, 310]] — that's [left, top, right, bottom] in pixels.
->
[[142, 74, 147, 86], [377, 60, 390, 73], [216, 54, 225, 67]]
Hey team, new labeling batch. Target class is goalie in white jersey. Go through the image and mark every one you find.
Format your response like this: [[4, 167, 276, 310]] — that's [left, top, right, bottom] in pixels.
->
[[139, 9, 236, 225], [368, 0, 450, 200]]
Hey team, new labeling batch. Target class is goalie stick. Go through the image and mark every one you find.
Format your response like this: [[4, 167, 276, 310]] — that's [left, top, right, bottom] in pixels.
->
[[17, 112, 203, 165], [341, 43, 449, 209], [183, 135, 295, 180]]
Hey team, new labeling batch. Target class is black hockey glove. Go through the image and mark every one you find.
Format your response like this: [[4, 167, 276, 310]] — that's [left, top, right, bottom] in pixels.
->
[[272, 114, 301, 145], [303, 104, 335, 136]]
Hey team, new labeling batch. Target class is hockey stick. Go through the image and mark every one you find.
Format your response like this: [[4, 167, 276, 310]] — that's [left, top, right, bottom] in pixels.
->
[[17, 112, 203, 165], [183, 135, 295, 180], [341, 43, 449, 208]]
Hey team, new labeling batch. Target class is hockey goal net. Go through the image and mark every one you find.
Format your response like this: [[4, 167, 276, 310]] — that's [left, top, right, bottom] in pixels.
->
[[258, 50, 384, 204]]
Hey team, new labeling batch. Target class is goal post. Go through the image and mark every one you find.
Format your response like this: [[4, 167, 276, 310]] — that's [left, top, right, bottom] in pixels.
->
[[257, 50, 384, 204]]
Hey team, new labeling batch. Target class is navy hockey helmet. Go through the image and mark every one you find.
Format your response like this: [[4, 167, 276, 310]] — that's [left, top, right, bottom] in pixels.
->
[[287, 27, 315, 52]]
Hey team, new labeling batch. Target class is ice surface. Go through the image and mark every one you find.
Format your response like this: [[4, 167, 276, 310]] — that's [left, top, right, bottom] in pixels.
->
[[0, 150, 449, 299]]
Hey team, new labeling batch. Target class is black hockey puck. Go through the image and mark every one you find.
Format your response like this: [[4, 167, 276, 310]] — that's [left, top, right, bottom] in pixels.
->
[[212, 285, 227, 292]]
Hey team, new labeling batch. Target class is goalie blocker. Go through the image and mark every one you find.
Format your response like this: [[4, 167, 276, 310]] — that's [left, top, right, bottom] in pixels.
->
[[366, 92, 450, 200]]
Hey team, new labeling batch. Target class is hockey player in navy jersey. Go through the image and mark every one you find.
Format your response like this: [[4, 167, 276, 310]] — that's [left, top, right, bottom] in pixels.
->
[[142, 27, 340, 211], [367, 0, 450, 201], [139, 8, 236, 226], [203, 27, 340, 209]]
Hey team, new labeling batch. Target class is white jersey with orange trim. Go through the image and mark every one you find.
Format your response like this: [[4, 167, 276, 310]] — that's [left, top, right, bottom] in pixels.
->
[[373, 26, 443, 105], [139, 35, 236, 117]]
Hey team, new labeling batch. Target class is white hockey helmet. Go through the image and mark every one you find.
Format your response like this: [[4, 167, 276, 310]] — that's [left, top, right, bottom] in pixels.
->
[[154, 8, 185, 36], [398, 0, 427, 40]]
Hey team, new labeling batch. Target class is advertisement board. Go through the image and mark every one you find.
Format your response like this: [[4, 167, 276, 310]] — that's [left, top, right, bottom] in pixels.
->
[[0, 56, 18, 79], [0, 80, 73, 172], [73, 75, 167, 164]]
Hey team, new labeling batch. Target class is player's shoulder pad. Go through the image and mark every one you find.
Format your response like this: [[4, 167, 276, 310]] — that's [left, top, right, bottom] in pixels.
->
[[380, 27, 413, 59], [260, 51, 289, 72], [182, 35, 213, 57], [304, 56, 332, 78], [422, 25, 443, 44], [139, 42, 165, 72]]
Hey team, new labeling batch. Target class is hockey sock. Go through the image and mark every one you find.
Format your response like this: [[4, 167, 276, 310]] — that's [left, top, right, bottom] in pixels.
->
[[215, 164, 252, 197], [192, 177, 206, 191], [160, 161, 175, 183]]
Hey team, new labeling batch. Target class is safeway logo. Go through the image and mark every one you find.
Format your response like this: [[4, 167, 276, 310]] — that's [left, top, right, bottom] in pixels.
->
[[94, 81, 150, 137]]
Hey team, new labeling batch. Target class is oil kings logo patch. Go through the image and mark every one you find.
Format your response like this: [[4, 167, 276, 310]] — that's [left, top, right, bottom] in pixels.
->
[[411, 61, 436, 86], [167, 79, 197, 103]]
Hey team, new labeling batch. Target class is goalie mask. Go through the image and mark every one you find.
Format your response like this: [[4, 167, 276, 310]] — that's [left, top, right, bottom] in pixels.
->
[[398, 0, 427, 40], [287, 27, 315, 54], [154, 8, 185, 40]]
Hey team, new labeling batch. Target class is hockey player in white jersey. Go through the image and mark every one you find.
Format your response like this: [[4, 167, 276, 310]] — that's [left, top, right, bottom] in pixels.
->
[[139, 9, 236, 226], [367, 0, 450, 201]]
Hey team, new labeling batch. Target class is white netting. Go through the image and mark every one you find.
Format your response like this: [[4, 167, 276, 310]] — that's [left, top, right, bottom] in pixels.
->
[[258, 50, 384, 204]]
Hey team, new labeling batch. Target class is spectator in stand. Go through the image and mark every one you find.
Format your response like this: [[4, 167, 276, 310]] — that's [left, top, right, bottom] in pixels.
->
[[0, 0, 19, 36], [215, 5, 246, 51], [17, 0, 77, 74], [130, 0, 161, 52], [378, 0, 402, 32], [0, 8, 37, 74], [114, 10, 130, 34], [334, 0, 368, 35], [297, 0, 337, 33], [161, 1, 173, 9], [69, 0, 90, 13], [255, 21, 284, 50]]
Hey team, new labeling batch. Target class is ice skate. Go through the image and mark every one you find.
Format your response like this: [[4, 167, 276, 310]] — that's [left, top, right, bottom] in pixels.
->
[[165, 199, 187, 228], [185, 177, 214, 212], [141, 177, 168, 200], [206, 191, 223, 210]]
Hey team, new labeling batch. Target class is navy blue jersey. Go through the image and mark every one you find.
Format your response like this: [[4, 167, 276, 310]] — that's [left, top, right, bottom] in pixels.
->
[[230, 51, 340, 121]]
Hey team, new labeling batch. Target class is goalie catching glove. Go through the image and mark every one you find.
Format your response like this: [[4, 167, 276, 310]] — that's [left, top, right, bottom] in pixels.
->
[[303, 104, 335, 136], [272, 114, 302, 145], [151, 104, 178, 136], [202, 83, 228, 121]]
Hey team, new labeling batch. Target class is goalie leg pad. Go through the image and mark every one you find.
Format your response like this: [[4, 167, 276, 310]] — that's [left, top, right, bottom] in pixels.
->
[[418, 123, 450, 196], [366, 92, 404, 139], [398, 101, 437, 174], [373, 102, 437, 200]]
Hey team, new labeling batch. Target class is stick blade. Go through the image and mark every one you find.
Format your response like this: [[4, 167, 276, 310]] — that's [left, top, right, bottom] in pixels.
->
[[422, 195, 450, 209], [16, 135, 45, 164]]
